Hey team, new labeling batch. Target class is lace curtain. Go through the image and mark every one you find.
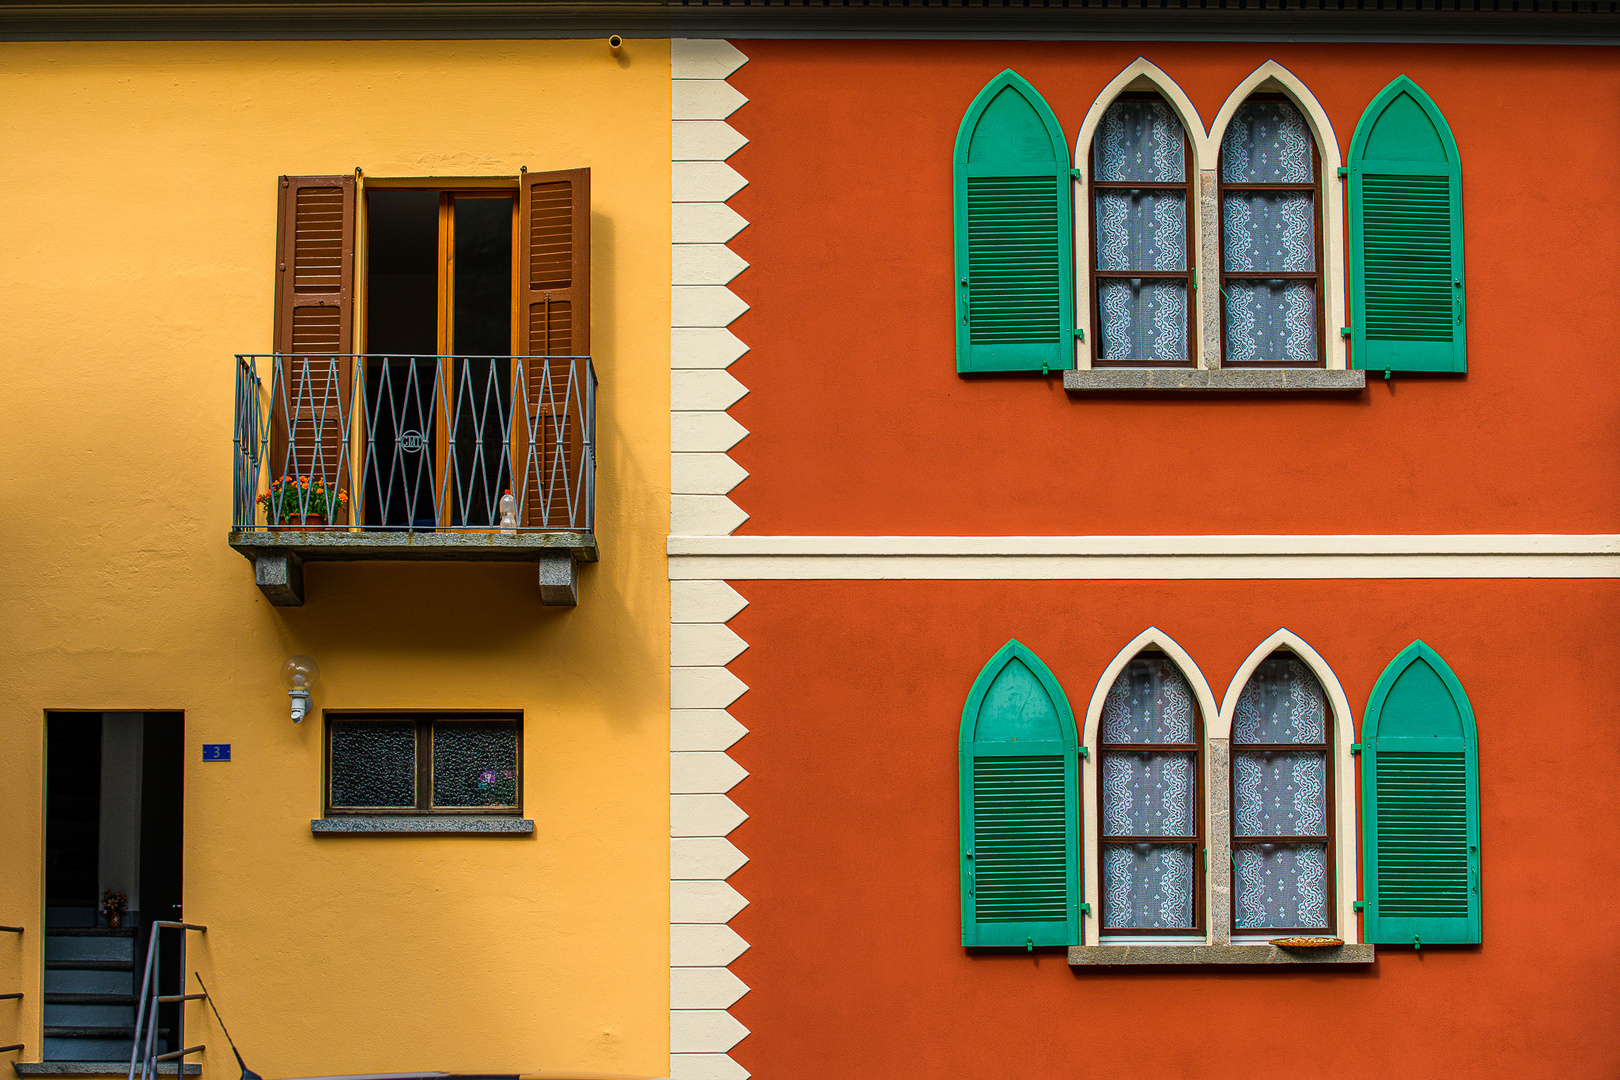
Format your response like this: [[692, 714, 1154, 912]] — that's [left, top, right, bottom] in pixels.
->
[[1231, 654, 1331, 930], [1100, 655, 1198, 930], [1094, 101, 1188, 363], [1221, 101, 1318, 365]]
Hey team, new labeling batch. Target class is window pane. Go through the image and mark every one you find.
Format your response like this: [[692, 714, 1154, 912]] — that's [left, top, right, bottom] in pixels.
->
[[1222, 192, 1315, 273], [330, 721, 416, 808], [1234, 750, 1327, 836], [1103, 844, 1195, 930], [1224, 279, 1317, 365], [1096, 190, 1185, 272], [1096, 280, 1187, 363], [1234, 844, 1329, 930], [432, 721, 518, 807], [1233, 654, 1327, 745], [1221, 101, 1313, 183], [1100, 655, 1195, 744], [1102, 752, 1196, 837], [1094, 100, 1185, 183]]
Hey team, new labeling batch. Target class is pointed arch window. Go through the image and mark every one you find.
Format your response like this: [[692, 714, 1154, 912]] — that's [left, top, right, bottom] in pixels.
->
[[1218, 97, 1325, 367], [952, 71, 1075, 374], [1097, 652, 1202, 935], [1348, 77, 1466, 374], [1362, 642, 1481, 945], [959, 640, 1081, 948], [1229, 652, 1334, 934], [1089, 96, 1194, 367]]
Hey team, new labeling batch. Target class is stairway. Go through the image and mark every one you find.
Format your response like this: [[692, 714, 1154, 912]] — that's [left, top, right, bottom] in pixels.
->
[[41, 927, 162, 1066]]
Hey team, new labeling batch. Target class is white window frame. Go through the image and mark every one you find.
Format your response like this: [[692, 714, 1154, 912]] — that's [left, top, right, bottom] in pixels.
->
[[1072, 59, 1348, 371], [1079, 627, 1361, 947]]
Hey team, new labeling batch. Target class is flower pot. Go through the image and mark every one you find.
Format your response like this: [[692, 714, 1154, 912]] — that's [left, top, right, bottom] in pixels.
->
[[276, 513, 327, 528], [108, 911, 122, 929]]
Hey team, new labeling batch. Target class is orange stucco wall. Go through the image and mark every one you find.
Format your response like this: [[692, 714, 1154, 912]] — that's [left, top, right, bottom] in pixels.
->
[[724, 43, 1620, 535], [724, 578, 1620, 1077]]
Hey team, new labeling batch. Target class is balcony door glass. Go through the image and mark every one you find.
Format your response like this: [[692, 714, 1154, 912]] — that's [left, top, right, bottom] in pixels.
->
[[363, 188, 516, 530]]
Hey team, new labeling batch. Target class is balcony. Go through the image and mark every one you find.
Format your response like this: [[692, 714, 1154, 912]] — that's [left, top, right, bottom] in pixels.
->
[[230, 354, 596, 606]]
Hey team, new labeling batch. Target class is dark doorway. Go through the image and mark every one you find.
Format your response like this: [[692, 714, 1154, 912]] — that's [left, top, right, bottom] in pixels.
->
[[43, 712, 183, 1063]]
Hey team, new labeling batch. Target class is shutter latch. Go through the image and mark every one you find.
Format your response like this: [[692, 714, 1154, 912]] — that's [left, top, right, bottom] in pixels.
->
[[1026, 937, 1035, 952], [1072, 328, 1085, 342], [1069, 169, 1083, 181], [1079, 903, 1091, 915], [1353, 901, 1366, 912], [1340, 326, 1351, 339], [1337, 166, 1349, 178], [1351, 743, 1362, 755], [1413, 936, 1422, 951], [1078, 746, 1089, 760]]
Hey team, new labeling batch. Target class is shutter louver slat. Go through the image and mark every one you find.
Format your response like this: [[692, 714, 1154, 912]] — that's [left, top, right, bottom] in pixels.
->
[[973, 757, 1069, 922], [1374, 750, 1470, 917]]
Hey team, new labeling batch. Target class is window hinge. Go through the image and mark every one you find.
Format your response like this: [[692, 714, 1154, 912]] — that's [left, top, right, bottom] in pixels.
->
[[1191, 268, 1197, 290], [1413, 936, 1422, 951], [1339, 326, 1351, 339], [1351, 742, 1363, 755], [1337, 166, 1349, 178], [1069, 168, 1084, 180], [1385, 367, 1393, 381], [1353, 900, 1366, 912], [1072, 328, 1085, 342], [1079, 902, 1091, 915], [1026, 937, 1035, 952], [1078, 746, 1089, 760], [1042, 362, 1050, 375]]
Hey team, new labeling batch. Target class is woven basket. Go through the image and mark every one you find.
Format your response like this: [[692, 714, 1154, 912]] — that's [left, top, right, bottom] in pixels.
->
[[1270, 936, 1345, 948]]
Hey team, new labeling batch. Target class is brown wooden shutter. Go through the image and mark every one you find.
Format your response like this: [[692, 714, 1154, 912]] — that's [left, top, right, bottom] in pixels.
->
[[518, 168, 589, 529], [271, 175, 355, 525]]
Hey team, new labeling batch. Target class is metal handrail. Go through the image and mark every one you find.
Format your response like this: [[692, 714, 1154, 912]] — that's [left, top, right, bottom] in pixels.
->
[[129, 922, 206, 1080], [1, 923, 20, 1050], [232, 353, 596, 535]]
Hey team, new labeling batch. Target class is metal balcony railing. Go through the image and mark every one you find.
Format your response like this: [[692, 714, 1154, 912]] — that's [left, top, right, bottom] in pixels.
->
[[233, 354, 595, 535]]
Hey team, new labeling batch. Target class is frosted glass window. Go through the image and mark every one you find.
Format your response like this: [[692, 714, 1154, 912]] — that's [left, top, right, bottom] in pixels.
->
[[326, 715, 522, 815], [329, 721, 416, 808], [433, 721, 519, 807], [1230, 653, 1333, 932], [1099, 652, 1201, 933]]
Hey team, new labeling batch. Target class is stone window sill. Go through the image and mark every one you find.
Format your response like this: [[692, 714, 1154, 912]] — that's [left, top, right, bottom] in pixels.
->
[[1064, 369, 1365, 392], [311, 816, 533, 835], [1069, 942, 1375, 966]]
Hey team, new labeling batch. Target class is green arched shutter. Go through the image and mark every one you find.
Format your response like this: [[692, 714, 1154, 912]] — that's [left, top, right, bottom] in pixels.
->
[[959, 639, 1080, 947], [953, 71, 1075, 374], [1349, 76, 1466, 373], [1362, 641, 1481, 945]]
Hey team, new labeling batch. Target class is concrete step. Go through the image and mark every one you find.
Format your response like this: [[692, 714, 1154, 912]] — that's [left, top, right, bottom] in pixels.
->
[[14, 1062, 198, 1076], [45, 970, 133, 995], [43, 961, 134, 973], [44, 1003, 136, 1028], [42, 1038, 135, 1061], [44, 933, 135, 964]]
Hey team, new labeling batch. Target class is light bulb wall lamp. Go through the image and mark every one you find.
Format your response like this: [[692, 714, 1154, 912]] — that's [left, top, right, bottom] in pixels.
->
[[282, 655, 320, 722]]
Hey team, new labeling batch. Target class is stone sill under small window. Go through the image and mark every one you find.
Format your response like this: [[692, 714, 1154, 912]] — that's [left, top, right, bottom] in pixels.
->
[[1064, 369, 1366, 392], [1069, 942, 1375, 966], [311, 816, 533, 835]]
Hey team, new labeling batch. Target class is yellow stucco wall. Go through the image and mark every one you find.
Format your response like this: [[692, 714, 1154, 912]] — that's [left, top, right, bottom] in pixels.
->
[[0, 40, 671, 1078]]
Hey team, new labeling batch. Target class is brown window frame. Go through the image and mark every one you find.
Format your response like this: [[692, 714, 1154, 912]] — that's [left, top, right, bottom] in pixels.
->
[[1097, 650, 1206, 938], [323, 711, 524, 817], [1216, 93, 1327, 369], [1228, 652, 1336, 935], [1089, 93, 1198, 370]]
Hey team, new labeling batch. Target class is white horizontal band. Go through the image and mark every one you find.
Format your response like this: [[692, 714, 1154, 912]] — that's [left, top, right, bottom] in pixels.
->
[[667, 534, 1620, 579]]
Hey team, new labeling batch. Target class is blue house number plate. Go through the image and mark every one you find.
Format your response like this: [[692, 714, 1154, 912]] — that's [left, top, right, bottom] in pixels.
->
[[202, 744, 231, 762]]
